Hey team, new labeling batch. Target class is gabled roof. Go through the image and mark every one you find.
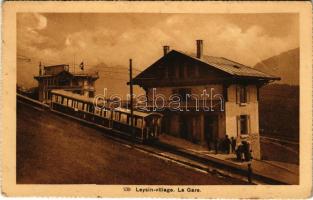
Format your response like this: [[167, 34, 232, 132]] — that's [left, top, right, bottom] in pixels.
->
[[134, 50, 280, 82]]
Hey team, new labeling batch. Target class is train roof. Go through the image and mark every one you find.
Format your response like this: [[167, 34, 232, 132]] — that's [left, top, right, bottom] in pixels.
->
[[51, 90, 163, 118], [51, 89, 95, 104]]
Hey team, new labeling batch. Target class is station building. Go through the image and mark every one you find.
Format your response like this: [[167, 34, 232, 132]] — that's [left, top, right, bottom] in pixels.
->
[[133, 40, 280, 159], [34, 64, 99, 103]]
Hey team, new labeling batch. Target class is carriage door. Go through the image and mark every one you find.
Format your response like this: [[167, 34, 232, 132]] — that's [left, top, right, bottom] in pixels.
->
[[152, 117, 158, 137]]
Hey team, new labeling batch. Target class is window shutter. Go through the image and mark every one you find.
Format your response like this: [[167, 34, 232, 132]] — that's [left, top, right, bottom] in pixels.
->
[[246, 86, 250, 103], [236, 86, 239, 104], [247, 115, 251, 134], [236, 116, 240, 136]]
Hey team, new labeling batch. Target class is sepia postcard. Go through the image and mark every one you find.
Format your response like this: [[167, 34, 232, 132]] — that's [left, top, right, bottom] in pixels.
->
[[1, 1, 312, 198]]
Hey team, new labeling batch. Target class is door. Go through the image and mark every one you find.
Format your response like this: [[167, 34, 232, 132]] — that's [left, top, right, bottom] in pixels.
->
[[179, 115, 189, 139], [204, 115, 218, 146]]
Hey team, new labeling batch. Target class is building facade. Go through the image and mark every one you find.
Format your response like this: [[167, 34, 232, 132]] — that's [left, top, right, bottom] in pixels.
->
[[34, 64, 99, 103], [133, 40, 280, 159]]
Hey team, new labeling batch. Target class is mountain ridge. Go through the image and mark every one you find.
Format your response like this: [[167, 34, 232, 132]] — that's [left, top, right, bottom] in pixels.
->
[[254, 48, 299, 85]]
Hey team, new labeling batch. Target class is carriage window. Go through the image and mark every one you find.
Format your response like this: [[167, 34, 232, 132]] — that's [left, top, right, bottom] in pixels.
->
[[68, 99, 72, 107], [114, 112, 120, 121], [134, 118, 137, 126], [77, 102, 83, 110], [63, 98, 68, 106], [88, 104, 94, 113], [127, 117, 136, 126], [58, 96, 63, 104], [104, 110, 108, 118], [137, 118, 143, 128], [120, 114, 127, 123], [95, 107, 101, 116], [102, 110, 106, 117], [142, 120, 146, 128], [106, 111, 111, 118]]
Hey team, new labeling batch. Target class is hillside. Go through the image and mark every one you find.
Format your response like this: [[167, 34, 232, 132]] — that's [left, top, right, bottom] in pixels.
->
[[259, 84, 299, 141], [254, 48, 299, 85]]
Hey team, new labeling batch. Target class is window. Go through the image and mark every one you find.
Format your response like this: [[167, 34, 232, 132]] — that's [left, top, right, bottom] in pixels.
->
[[240, 86, 247, 103], [52, 95, 56, 102], [62, 98, 68, 106], [58, 96, 62, 104], [106, 111, 111, 118], [77, 102, 83, 110], [102, 110, 106, 117], [88, 104, 94, 113], [94, 107, 101, 116], [120, 113, 127, 123], [114, 112, 120, 121], [137, 118, 143, 128], [238, 115, 250, 135], [236, 85, 248, 104], [89, 91, 95, 98], [173, 88, 191, 101], [68, 99, 72, 107]]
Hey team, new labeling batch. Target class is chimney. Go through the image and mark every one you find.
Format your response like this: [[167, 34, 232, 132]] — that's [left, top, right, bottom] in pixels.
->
[[163, 45, 170, 56], [196, 40, 203, 59]]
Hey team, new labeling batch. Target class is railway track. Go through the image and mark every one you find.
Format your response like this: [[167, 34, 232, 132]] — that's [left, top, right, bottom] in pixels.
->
[[17, 94, 286, 185]]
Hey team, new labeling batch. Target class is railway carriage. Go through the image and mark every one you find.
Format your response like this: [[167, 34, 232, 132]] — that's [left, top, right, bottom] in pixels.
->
[[50, 90, 162, 142]]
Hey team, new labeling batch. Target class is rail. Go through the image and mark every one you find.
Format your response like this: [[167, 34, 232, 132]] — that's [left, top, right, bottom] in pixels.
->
[[260, 136, 299, 145], [17, 101, 287, 184], [17, 94, 50, 110]]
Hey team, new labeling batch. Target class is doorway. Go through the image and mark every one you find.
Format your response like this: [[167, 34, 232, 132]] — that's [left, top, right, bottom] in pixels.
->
[[179, 115, 189, 139], [204, 115, 218, 147]]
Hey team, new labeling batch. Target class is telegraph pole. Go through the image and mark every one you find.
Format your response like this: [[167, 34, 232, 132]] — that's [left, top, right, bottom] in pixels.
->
[[73, 54, 76, 73], [129, 59, 135, 143]]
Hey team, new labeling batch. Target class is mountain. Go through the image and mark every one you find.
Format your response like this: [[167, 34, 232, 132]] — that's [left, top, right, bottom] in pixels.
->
[[254, 48, 299, 85]]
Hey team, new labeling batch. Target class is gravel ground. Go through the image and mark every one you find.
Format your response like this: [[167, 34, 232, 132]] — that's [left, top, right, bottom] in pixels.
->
[[17, 103, 245, 184]]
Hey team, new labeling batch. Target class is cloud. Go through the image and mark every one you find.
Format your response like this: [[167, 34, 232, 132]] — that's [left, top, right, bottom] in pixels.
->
[[34, 13, 47, 30], [17, 13, 299, 93]]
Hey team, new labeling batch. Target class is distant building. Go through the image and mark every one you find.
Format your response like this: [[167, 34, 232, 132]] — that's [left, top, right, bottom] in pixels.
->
[[34, 64, 99, 103], [133, 40, 280, 159]]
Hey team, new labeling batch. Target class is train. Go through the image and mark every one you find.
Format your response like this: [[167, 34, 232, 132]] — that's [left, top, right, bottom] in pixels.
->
[[50, 90, 163, 143]]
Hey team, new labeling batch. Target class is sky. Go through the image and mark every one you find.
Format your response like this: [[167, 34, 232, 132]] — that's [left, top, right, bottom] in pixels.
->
[[17, 13, 299, 95]]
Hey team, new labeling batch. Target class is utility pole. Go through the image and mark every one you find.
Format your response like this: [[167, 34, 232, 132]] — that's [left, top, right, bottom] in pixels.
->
[[129, 59, 135, 143], [73, 54, 76, 74]]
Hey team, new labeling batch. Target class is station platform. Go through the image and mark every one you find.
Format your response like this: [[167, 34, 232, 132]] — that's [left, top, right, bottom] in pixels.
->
[[157, 134, 299, 185]]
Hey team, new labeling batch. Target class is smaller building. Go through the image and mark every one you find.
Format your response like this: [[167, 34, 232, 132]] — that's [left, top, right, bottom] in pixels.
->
[[34, 63, 99, 103]]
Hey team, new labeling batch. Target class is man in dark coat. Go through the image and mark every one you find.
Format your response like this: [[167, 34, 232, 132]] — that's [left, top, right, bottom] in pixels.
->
[[231, 137, 236, 153], [224, 135, 231, 154]]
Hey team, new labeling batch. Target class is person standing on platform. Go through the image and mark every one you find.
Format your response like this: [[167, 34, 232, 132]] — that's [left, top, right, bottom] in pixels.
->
[[231, 137, 236, 153], [224, 135, 231, 154]]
